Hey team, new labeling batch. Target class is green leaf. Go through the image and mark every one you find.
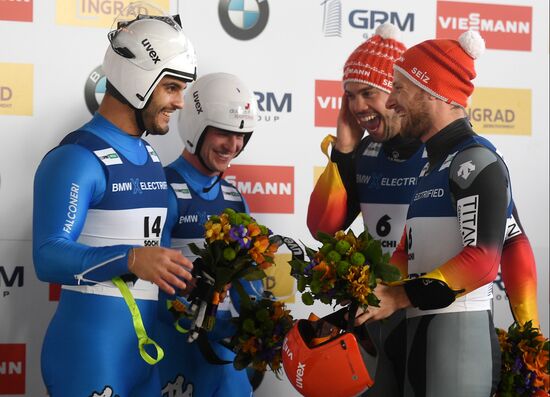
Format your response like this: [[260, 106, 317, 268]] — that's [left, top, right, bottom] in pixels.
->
[[242, 318, 256, 333], [297, 276, 307, 292], [375, 263, 401, 283], [310, 279, 321, 294], [215, 267, 236, 286], [368, 268, 377, 288], [315, 231, 336, 244], [233, 354, 251, 370], [232, 279, 253, 309], [302, 292, 314, 305], [363, 239, 382, 264], [304, 246, 318, 260], [242, 268, 267, 281], [320, 295, 332, 305], [188, 242, 204, 256], [366, 293, 380, 307], [289, 259, 307, 274], [255, 308, 270, 322]]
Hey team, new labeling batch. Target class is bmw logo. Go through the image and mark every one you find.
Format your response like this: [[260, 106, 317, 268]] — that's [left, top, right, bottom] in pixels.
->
[[218, 0, 269, 40], [84, 65, 106, 115]]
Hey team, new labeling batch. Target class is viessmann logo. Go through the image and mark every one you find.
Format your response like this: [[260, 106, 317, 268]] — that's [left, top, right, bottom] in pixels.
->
[[0, 344, 25, 394], [56, 0, 169, 27], [224, 165, 294, 214], [466, 87, 531, 136], [436, 1, 532, 51], [314, 80, 343, 128], [0, 0, 32, 22], [0, 63, 33, 116]]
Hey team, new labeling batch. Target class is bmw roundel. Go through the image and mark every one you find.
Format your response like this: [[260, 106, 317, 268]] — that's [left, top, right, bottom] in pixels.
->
[[84, 65, 106, 115], [218, 0, 269, 40]]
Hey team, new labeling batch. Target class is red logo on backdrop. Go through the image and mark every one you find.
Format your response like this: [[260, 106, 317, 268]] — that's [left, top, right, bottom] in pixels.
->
[[314, 80, 343, 128], [225, 165, 294, 214], [436, 1, 532, 51], [0, 344, 25, 394], [0, 0, 33, 22], [49, 283, 61, 301]]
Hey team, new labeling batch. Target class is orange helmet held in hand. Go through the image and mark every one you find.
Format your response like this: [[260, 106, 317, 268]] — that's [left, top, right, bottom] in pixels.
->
[[282, 309, 375, 397]]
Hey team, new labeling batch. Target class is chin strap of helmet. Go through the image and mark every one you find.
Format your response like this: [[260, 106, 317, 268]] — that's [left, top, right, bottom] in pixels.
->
[[135, 108, 148, 136], [202, 172, 223, 193]]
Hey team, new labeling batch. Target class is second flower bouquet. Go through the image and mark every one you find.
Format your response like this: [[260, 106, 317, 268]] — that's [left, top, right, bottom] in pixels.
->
[[289, 229, 401, 308]]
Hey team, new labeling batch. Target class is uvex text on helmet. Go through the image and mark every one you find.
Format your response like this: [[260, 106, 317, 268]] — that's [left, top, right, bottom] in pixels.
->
[[103, 16, 197, 110], [178, 72, 258, 154]]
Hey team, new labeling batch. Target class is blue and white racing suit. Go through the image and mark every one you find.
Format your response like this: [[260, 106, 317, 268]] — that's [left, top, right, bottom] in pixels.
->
[[157, 155, 261, 397], [33, 113, 168, 397]]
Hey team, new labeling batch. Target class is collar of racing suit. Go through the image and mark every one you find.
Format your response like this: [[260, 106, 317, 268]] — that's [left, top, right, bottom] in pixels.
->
[[425, 117, 475, 171], [382, 134, 423, 161]]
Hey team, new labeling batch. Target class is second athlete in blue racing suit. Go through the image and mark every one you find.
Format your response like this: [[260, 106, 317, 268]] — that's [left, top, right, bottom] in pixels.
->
[[156, 72, 261, 397], [157, 157, 261, 397]]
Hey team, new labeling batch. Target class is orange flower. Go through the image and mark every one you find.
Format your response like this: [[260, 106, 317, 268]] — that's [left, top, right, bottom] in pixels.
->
[[346, 265, 372, 305], [312, 260, 335, 281], [205, 222, 222, 242], [242, 337, 258, 354], [253, 360, 267, 372], [272, 302, 285, 320], [249, 236, 271, 265], [250, 250, 265, 265], [247, 223, 261, 237], [222, 223, 232, 244], [254, 236, 270, 252]]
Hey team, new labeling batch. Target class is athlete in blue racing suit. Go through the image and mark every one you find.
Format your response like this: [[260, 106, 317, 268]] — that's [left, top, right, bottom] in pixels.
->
[[32, 14, 196, 397], [156, 73, 262, 397]]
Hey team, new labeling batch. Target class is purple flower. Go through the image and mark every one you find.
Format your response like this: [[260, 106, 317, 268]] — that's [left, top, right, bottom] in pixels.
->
[[304, 261, 316, 275], [229, 225, 251, 249], [512, 356, 523, 373]]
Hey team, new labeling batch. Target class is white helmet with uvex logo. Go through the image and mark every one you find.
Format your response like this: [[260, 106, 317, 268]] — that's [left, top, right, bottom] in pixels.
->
[[102, 3, 197, 109], [179, 72, 258, 155]]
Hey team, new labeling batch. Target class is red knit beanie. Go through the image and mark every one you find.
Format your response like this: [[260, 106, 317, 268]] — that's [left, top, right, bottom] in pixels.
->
[[393, 31, 486, 108], [343, 22, 407, 94]]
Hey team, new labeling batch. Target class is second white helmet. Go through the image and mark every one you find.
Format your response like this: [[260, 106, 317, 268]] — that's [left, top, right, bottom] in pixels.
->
[[179, 72, 258, 154]]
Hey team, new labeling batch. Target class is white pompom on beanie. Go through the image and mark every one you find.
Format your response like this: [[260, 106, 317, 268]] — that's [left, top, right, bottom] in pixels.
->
[[393, 30, 486, 107]]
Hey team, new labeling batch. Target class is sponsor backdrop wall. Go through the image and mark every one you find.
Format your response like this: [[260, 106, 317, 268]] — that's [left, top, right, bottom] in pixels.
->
[[0, 0, 548, 395]]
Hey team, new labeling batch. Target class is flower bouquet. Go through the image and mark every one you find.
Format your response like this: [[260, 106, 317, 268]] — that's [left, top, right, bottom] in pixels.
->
[[289, 229, 401, 308], [496, 321, 549, 397], [228, 297, 294, 376], [183, 208, 279, 341]]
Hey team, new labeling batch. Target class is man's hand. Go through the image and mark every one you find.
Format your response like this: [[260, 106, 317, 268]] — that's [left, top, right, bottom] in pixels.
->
[[128, 247, 193, 295], [334, 94, 364, 153], [353, 284, 411, 326]]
